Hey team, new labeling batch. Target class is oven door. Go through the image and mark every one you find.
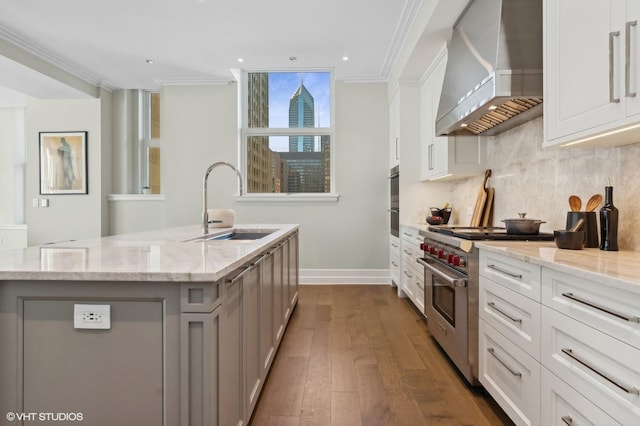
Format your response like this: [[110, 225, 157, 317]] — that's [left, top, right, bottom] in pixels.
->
[[389, 205, 399, 237], [418, 257, 471, 381]]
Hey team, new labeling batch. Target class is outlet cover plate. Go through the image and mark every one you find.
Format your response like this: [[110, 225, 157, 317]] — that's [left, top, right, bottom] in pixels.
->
[[74, 304, 111, 329]]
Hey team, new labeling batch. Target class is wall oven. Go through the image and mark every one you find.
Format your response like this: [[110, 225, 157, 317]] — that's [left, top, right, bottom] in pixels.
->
[[389, 166, 399, 237], [418, 226, 554, 385]]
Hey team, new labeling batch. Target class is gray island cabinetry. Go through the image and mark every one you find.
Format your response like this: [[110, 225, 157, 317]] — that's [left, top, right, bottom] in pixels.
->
[[0, 224, 299, 426]]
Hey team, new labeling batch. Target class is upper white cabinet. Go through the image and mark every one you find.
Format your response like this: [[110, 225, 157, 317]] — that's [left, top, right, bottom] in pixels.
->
[[389, 90, 400, 168], [544, 0, 640, 147], [419, 47, 484, 181]]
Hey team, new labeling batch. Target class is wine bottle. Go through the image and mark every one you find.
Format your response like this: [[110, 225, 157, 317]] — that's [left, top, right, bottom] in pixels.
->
[[599, 185, 618, 251]]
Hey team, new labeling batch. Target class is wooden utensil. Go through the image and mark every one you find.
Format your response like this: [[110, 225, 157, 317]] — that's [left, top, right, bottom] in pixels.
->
[[568, 195, 582, 212], [585, 194, 603, 212], [481, 187, 495, 227], [471, 169, 491, 227]]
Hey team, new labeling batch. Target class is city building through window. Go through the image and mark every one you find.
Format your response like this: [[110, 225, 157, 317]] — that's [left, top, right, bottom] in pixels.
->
[[243, 71, 333, 194]]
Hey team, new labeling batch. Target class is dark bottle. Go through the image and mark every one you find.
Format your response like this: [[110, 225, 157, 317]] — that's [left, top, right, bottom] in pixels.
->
[[599, 186, 619, 251]]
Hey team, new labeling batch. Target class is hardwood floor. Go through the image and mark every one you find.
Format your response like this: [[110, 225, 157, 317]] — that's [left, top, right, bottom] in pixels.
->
[[251, 285, 514, 426]]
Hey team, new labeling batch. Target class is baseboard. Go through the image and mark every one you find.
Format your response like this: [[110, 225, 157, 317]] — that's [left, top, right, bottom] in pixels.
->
[[299, 269, 391, 285]]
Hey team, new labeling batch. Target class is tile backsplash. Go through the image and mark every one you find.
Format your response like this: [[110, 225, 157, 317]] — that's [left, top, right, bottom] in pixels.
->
[[449, 117, 640, 250]]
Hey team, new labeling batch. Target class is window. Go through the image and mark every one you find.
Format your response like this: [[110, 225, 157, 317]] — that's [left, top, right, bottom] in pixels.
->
[[141, 91, 161, 194], [242, 71, 334, 196]]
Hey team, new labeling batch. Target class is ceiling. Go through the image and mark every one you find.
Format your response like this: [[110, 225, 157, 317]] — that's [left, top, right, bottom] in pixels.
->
[[0, 0, 437, 97]]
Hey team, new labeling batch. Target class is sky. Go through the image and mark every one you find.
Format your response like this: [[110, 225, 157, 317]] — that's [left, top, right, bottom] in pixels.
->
[[266, 71, 331, 152]]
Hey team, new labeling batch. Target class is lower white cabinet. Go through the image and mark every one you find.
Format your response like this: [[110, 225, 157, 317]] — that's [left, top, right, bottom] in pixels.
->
[[479, 247, 640, 426], [541, 367, 621, 426], [541, 306, 640, 426], [400, 226, 425, 315], [479, 319, 540, 426], [390, 235, 400, 287]]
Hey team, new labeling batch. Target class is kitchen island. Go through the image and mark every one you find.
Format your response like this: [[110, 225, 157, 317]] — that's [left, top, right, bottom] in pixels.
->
[[0, 224, 299, 426], [474, 241, 640, 426]]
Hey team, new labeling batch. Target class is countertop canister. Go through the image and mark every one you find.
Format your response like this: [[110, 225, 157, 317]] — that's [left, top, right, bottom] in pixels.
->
[[599, 185, 618, 251]]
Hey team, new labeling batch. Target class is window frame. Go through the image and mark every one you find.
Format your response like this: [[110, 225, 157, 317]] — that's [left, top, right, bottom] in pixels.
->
[[140, 90, 161, 194], [238, 69, 338, 202]]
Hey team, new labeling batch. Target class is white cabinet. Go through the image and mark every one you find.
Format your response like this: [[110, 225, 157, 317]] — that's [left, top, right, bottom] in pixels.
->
[[400, 226, 425, 315], [544, 0, 640, 147], [479, 320, 540, 426], [541, 306, 640, 426], [420, 46, 484, 181], [478, 250, 542, 426], [390, 235, 400, 287], [541, 368, 621, 426], [389, 90, 400, 168]]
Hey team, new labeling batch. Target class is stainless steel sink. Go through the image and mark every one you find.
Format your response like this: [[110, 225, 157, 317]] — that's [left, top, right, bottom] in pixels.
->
[[183, 229, 275, 242]]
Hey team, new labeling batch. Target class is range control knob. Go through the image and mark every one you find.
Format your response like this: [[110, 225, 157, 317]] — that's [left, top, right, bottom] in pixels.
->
[[458, 257, 467, 267], [438, 250, 446, 259], [452, 256, 461, 267], [420, 243, 427, 251], [447, 254, 454, 264], [429, 246, 436, 255]]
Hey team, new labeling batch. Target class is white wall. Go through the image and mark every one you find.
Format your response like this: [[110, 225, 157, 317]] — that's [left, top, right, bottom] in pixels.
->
[[158, 80, 390, 270], [0, 108, 24, 225], [26, 98, 103, 245]]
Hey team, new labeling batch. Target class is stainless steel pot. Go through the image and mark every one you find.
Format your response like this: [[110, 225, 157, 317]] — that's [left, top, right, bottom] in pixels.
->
[[501, 213, 545, 235]]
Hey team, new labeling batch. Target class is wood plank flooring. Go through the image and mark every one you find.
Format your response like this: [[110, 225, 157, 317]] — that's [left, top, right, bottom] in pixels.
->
[[251, 285, 514, 426]]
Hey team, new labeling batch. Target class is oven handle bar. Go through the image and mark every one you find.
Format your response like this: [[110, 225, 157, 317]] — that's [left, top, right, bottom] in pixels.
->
[[417, 257, 467, 288]]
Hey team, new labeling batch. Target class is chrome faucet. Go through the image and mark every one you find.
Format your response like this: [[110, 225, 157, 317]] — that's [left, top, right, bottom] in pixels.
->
[[202, 161, 243, 235]]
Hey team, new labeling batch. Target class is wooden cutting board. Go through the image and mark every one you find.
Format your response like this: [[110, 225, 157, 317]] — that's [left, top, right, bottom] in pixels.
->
[[470, 169, 491, 227], [481, 187, 495, 227]]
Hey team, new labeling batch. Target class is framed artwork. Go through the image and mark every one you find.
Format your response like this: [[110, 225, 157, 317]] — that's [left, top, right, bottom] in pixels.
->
[[39, 131, 88, 194]]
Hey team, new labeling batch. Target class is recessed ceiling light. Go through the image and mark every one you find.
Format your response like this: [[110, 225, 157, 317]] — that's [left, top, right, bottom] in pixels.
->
[[289, 56, 297, 61], [460, 123, 468, 128], [146, 59, 155, 64], [237, 58, 244, 63], [342, 56, 349, 61], [488, 105, 497, 111]]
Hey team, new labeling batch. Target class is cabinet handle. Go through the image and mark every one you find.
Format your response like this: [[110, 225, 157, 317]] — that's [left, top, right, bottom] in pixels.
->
[[395, 137, 399, 160], [226, 265, 252, 284], [428, 144, 434, 170], [391, 261, 398, 267], [391, 243, 398, 248], [561, 416, 573, 426], [561, 348, 640, 395], [403, 270, 413, 278], [487, 347, 522, 377], [403, 249, 413, 255], [487, 302, 522, 323], [610, 30, 621, 103], [487, 264, 522, 279], [561, 292, 640, 323], [626, 21, 637, 98]]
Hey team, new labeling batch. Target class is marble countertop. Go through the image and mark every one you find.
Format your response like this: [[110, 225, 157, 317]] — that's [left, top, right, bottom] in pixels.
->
[[0, 224, 298, 283], [476, 241, 640, 292]]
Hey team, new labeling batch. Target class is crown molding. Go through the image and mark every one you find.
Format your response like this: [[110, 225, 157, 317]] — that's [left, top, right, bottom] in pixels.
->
[[380, 0, 423, 81]]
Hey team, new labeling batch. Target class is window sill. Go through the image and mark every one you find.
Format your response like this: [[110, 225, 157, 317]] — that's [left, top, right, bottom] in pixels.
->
[[108, 194, 165, 202], [236, 193, 340, 203]]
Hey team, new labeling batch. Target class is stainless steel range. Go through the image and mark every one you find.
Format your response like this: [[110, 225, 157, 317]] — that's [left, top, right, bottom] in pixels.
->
[[417, 226, 553, 385]]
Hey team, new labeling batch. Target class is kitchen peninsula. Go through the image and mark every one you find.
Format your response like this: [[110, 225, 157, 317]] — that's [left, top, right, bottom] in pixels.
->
[[0, 224, 299, 426]]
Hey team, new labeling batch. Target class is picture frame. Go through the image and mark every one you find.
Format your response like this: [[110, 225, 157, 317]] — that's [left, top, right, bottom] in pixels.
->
[[39, 131, 88, 195]]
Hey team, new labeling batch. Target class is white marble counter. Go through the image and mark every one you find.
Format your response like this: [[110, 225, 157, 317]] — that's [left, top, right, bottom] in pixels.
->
[[0, 224, 298, 282], [476, 241, 640, 293]]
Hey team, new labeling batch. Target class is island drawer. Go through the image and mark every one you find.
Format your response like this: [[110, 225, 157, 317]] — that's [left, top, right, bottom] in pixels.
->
[[479, 251, 541, 302], [542, 267, 640, 350], [181, 282, 221, 313]]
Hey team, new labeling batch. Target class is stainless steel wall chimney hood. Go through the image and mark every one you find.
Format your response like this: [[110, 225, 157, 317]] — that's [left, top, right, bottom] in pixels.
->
[[436, 0, 542, 137]]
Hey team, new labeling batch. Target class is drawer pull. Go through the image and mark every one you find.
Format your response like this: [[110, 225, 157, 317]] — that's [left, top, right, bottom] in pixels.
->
[[391, 261, 398, 267], [487, 302, 522, 323], [561, 416, 573, 426], [487, 347, 522, 377], [403, 270, 413, 278], [404, 249, 413, 255], [487, 264, 522, 279], [561, 348, 640, 395], [561, 292, 640, 323]]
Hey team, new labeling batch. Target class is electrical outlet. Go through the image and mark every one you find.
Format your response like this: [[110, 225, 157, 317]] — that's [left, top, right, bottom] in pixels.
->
[[32, 198, 39, 208], [74, 304, 111, 329], [40, 198, 49, 208]]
